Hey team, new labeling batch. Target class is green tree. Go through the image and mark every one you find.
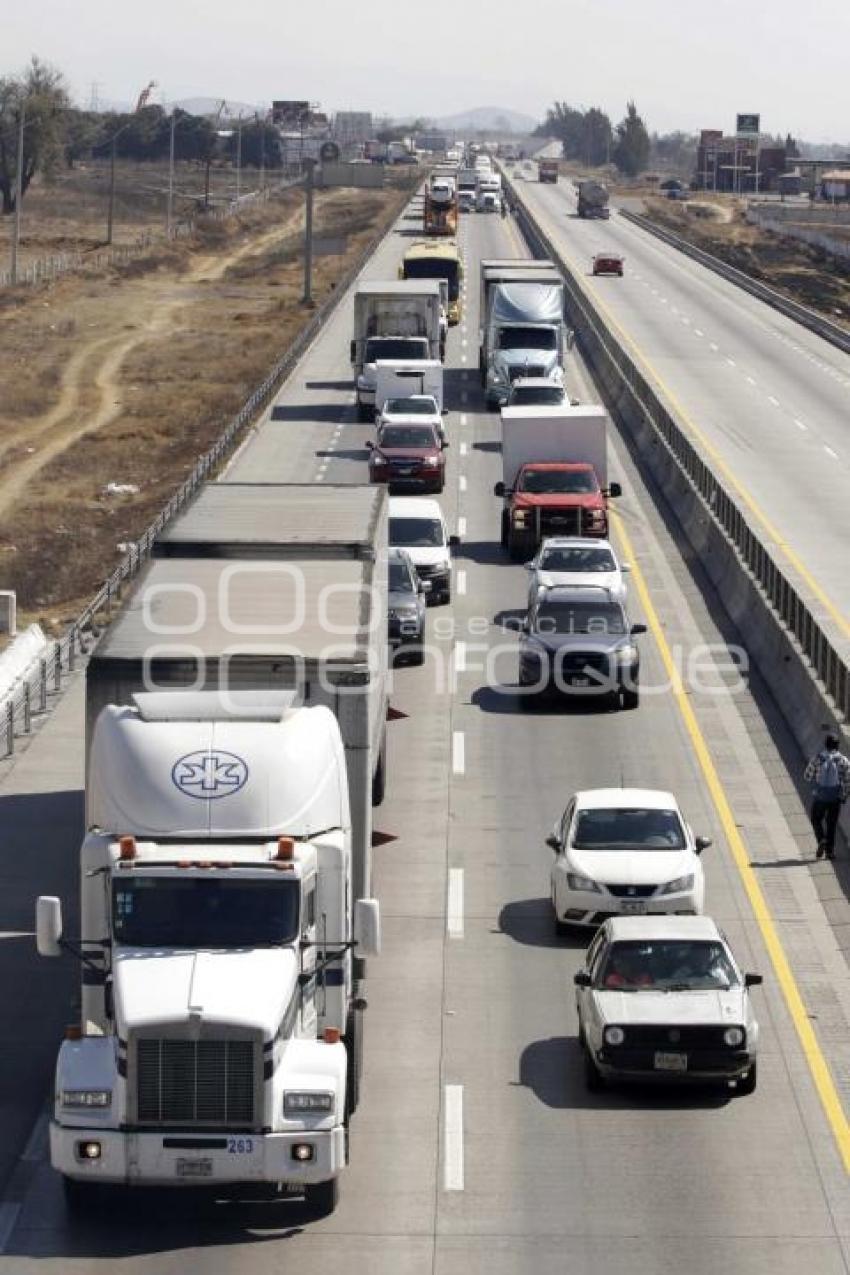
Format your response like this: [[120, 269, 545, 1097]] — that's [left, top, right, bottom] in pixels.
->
[[582, 107, 613, 166], [0, 56, 70, 214], [613, 101, 650, 177]]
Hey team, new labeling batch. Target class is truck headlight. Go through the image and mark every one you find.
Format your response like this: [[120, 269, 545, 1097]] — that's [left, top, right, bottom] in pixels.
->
[[723, 1027, 745, 1048], [603, 1026, 625, 1046], [284, 1091, 334, 1116], [566, 873, 601, 893], [513, 511, 529, 527], [614, 645, 638, 664], [423, 455, 440, 467], [61, 1089, 112, 1109], [659, 874, 694, 895]]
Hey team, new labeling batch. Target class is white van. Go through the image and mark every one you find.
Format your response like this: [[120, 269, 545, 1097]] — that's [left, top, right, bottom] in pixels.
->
[[388, 496, 459, 605]]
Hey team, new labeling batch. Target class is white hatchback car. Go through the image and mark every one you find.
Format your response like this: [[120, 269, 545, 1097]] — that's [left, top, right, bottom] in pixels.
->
[[549, 788, 710, 931], [574, 915, 761, 1093], [525, 537, 629, 611]]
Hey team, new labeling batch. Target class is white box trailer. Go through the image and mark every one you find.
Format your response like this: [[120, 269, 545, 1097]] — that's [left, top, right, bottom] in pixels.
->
[[500, 405, 609, 489], [375, 360, 444, 413], [351, 281, 443, 419], [88, 484, 389, 908]]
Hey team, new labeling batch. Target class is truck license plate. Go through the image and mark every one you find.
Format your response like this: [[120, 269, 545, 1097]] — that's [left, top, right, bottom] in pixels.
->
[[654, 1052, 687, 1072], [176, 1157, 213, 1179], [621, 900, 646, 914], [570, 676, 590, 687]]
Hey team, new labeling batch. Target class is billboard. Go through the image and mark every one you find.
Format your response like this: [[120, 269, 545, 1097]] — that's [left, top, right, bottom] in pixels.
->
[[736, 113, 760, 138], [272, 100, 311, 129]]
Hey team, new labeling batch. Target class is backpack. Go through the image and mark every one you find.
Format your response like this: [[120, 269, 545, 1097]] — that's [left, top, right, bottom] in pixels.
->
[[814, 752, 842, 801]]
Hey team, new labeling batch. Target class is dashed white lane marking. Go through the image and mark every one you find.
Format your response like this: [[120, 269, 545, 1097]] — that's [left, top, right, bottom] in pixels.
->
[[680, 315, 690, 325], [0, 1203, 21, 1255], [455, 640, 467, 672], [460, 441, 468, 456], [459, 475, 467, 492], [443, 1085, 464, 1190], [768, 395, 780, 407], [452, 731, 465, 775], [461, 338, 468, 348], [710, 342, 719, 352], [824, 445, 839, 460], [461, 354, 467, 363], [447, 869, 464, 939], [746, 376, 756, 386], [458, 516, 467, 536], [726, 357, 736, 367], [794, 419, 808, 432], [694, 328, 703, 337], [460, 413, 468, 426], [457, 569, 467, 595]]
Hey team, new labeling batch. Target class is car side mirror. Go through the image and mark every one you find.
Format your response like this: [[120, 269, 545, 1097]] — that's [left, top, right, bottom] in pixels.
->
[[365, 441, 374, 450], [545, 834, 561, 852], [448, 534, 460, 548], [523, 562, 534, 570], [442, 408, 449, 415], [621, 563, 631, 573], [574, 970, 592, 987], [442, 440, 450, 449], [630, 623, 647, 636], [607, 482, 622, 498], [694, 836, 712, 854], [744, 973, 763, 987], [36, 895, 63, 958], [494, 481, 505, 497]]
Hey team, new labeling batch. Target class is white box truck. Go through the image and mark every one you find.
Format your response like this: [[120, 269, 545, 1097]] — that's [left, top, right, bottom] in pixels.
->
[[375, 359, 444, 413], [37, 688, 380, 1212], [351, 282, 442, 420]]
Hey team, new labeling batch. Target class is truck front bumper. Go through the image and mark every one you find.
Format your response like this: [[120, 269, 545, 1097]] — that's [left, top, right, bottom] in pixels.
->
[[50, 1122, 346, 1187]]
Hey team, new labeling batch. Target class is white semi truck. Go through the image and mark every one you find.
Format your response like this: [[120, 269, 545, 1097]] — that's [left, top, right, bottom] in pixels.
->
[[37, 689, 380, 1211], [479, 261, 568, 409], [351, 282, 443, 420]]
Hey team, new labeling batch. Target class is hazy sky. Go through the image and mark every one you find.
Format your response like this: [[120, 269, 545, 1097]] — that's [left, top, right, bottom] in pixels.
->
[[5, 0, 849, 140]]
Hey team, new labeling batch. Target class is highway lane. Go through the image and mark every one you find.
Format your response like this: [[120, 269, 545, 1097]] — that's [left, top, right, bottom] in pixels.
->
[[1, 195, 850, 1272], [509, 172, 850, 640]]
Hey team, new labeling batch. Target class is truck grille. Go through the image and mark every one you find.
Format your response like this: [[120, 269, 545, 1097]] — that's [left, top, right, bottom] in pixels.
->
[[135, 1038, 256, 1127], [508, 365, 546, 381], [540, 509, 582, 535]]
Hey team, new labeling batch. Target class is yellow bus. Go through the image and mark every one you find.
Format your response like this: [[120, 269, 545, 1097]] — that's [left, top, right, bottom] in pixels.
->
[[400, 240, 464, 325]]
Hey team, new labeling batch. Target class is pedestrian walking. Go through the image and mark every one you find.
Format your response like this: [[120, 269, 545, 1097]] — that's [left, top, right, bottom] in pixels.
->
[[804, 733, 850, 859]]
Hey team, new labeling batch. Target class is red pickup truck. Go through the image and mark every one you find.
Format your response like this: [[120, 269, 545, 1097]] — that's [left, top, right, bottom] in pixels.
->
[[496, 462, 621, 560]]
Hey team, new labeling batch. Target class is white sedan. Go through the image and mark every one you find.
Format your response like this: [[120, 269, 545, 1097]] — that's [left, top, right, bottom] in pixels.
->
[[525, 537, 629, 610], [549, 788, 710, 932], [378, 395, 445, 441], [574, 915, 761, 1093]]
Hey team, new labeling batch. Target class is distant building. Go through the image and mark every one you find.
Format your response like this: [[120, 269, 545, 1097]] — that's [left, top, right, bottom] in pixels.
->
[[333, 112, 373, 148], [694, 128, 786, 193], [415, 132, 450, 154], [821, 170, 850, 201]]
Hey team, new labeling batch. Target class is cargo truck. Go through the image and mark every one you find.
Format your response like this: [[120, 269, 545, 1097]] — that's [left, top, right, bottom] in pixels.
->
[[479, 262, 569, 409], [494, 406, 621, 558], [375, 359, 444, 413], [401, 241, 464, 326], [423, 175, 458, 236], [576, 180, 610, 219], [539, 159, 559, 183], [351, 281, 443, 419], [37, 688, 380, 1211]]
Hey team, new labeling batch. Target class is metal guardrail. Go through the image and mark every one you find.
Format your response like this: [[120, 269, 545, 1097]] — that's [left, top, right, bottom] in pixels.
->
[[505, 177, 850, 724], [617, 208, 850, 358], [0, 182, 412, 759]]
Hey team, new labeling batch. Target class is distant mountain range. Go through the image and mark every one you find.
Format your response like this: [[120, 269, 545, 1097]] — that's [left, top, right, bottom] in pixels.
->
[[429, 106, 541, 134]]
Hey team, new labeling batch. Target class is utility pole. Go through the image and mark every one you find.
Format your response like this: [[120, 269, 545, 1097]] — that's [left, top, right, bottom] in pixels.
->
[[259, 118, 266, 190], [302, 158, 316, 307], [236, 121, 242, 201], [10, 99, 25, 285], [167, 110, 176, 234], [107, 134, 118, 244]]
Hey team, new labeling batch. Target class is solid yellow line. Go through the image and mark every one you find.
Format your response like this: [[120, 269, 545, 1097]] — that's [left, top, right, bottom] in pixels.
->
[[612, 510, 850, 1173], [529, 196, 850, 640]]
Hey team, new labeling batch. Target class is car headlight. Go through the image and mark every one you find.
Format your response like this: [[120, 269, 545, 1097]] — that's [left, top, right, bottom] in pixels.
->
[[659, 873, 694, 895], [491, 366, 508, 383], [61, 1090, 112, 1109], [723, 1027, 745, 1048], [614, 644, 637, 664], [371, 454, 387, 466], [603, 1026, 625, 1046], [566, 872, 601, 893], [423, 455, 440, 466], [284, 1091, 334, 1116], [392, 605, 419, 619]]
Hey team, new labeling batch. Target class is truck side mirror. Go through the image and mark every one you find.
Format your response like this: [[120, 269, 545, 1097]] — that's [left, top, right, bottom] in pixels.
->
[[494, 481, 505, 497], [545, 834, 561, 852], [448, 534, 460, 548], [566, 329, 576, 350], [36, 895, 63, 958], [630, 623, 647, 635], [350, 339, 357, 363], [365, 441, 374, 450], [354, 899, 381, 957], [744, 973, 763, 987], [621, 563, 631, 573], [419, 579, 432, 594], [574, 970, 592, 987], [607, 482, 622, 498], [442, 440, 450, 449]]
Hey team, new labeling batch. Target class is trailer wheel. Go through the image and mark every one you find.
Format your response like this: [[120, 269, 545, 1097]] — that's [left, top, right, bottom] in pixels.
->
[[344, 1005, 364, 1120], [371, 739, 386, 807], [304, 1177, 339, 1217]]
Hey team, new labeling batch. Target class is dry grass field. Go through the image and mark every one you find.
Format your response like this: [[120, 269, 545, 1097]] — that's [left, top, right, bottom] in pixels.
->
[[0, 170, 417, 627]]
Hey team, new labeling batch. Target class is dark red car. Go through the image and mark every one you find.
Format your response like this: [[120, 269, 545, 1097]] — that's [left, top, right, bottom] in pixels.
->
[[366, 422, 448, 493], [592, 253, 624, 277]]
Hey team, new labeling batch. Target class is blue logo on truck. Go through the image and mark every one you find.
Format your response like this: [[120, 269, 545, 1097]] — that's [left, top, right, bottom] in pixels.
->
[[172, 751, 249, 799]]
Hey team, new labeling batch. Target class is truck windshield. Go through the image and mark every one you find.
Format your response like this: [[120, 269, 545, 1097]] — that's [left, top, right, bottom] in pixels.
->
[[385, 397, 438, 416], [366, 339, 428, 362], [403, 258, 460, 301], [510, 386, 564, 405], [112, 876, 300, 948], [498, 327, 557, 351], [534, 601, 625, 635], [389, 517, 444, 548], [519, 469, 598, 494]]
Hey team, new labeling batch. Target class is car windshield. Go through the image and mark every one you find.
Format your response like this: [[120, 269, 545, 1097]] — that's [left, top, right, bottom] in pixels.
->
[[112, 876, 300, 948], [511, 386, 565, 405], [365, 338, 427, 362], [389, 561, 415, 591], [498, 326, 557, 351], [385, 397, 437, 416], [519, 469, 597, 494], [403, 257, 460, 300], [534, 600, 625, 636], [573, 807, 686, 849], [540, 547, 616, 572], [378, 426, 438, 448], [390, 516, 444, 548], [598, 940, 738, 991]]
